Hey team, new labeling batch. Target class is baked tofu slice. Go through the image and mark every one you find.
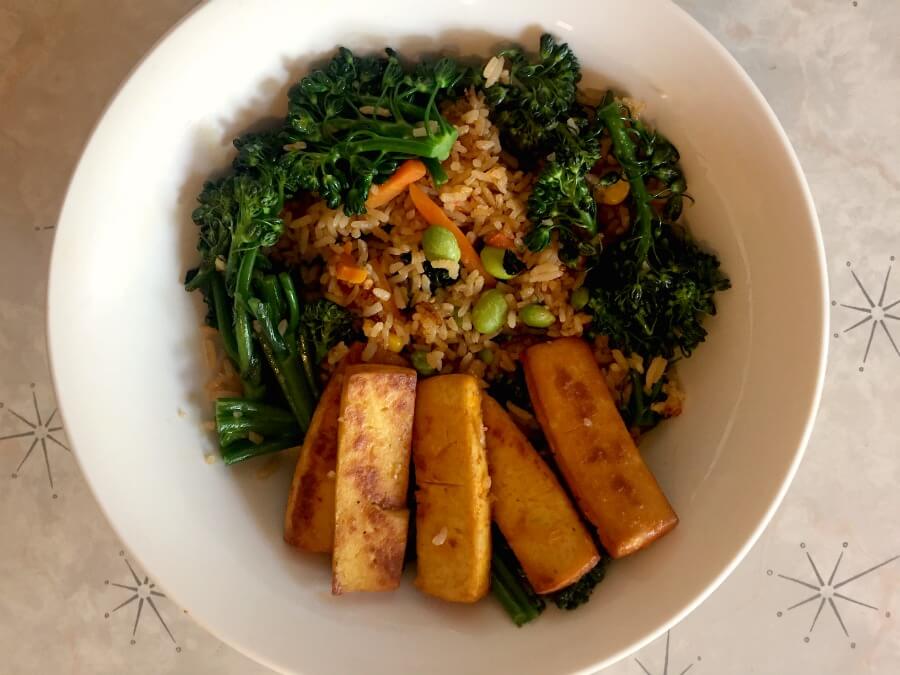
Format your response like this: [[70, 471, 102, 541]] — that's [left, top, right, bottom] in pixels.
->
[[331, 365, 417, 594], [523, 338, 678, 558], [482, 395, 600, 593], [412, 375, 491, 603], [283, 347, 410, 553], [284, 371, 344, 552]]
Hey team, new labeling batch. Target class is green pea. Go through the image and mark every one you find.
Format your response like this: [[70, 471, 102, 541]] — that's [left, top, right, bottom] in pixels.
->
[[472, 289, 508, 335], [410, 350, 435, 375], [477, 348, 495, 365], [422, 226, 461, 262], [480, 246, 518, 280], [571, 287, 590, 310], [520, 304, 555, 328]]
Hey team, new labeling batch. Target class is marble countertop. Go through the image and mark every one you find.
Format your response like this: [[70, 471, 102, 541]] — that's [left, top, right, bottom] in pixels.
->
[[1, 1, 898, 673]]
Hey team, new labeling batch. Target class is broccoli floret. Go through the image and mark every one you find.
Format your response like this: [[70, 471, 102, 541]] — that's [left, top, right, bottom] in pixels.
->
[[524, 116, 604, 264], [480, 36, 600, 262], [298, 299, 356, 366], [587, 221, 731, 358], [483, 33, 582, 159], [583, 98, 729, 358], [525, 157, 600, 264], [186, 168, 286, 399], [551, 558, 608, 610], [281, 48, 468, 214]]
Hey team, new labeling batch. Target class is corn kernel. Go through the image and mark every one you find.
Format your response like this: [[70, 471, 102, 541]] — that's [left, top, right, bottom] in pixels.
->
[[601, 179, 630, 205], [387, 333, 405, 352]]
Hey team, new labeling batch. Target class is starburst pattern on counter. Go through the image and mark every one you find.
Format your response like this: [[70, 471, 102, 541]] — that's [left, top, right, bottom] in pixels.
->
[[834, 258, 900, 371], [634, 630, 701, 675], [104, 551, 180, 651], [769, 542, 897, 647], [1, 383, 69, 498]]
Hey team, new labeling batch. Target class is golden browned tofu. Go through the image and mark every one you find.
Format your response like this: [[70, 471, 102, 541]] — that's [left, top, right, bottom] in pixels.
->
[[412, 375, 491, 603], [283, 350, 410, 554], [523, 338, 678, 558], [482, 395, 600, 592], [284, 371, 343, 553], [331, 365, 417, 594]]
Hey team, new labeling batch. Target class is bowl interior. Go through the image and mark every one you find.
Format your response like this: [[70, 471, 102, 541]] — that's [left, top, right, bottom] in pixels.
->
[[48, 1, 826, 673]]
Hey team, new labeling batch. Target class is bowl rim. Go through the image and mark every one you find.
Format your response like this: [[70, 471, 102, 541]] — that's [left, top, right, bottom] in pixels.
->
[[46, 1, 829, 673]]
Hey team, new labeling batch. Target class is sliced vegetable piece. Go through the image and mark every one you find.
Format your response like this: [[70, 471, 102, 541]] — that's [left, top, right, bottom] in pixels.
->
[[365, 159, 428, 209], [332, 365, 417, 594], [522, 338, 678, 558], [408, 183, 495, 286], [599, 177, 630, 205], [412, 375, 491, 603], [335, 259, 368, 284], [482, 395, 600, 593], [485, 231, 516, 249]]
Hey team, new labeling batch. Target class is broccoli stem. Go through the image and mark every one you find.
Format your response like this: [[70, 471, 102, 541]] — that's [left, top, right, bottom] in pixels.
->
[[233, 249, 265, 399], [598, 102, 655, 264], [256, 274, 284, 319], [278, 273, 300, 336], [278, 272, 319, 399], [249, 297, 315, 431], [421, 157, 449, 186], [349, 134, 457, 159], [491, 533, 545, 626], [215, 398, 300, 447], [220, 435, 299, 465], [208, 272, 239, 364], [297, 330, 320, 400]]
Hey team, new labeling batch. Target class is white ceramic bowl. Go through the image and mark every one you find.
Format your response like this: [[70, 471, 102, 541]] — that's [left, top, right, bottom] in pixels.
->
[[48, 1, 827, 673]]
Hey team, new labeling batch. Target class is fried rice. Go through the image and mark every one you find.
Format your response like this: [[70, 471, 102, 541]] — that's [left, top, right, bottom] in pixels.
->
[[204, 88, 684, 432]]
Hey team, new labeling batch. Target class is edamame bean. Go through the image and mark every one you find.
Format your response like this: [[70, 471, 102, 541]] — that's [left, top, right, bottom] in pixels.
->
[[520, 304, 555, 328], [477, 348, 495, 365], [479, 246, 518, 280], [571, 287, 590, 310], [410, 350, 435, 375], [472, 289, 507, 334], [422, 226, 461, 262]]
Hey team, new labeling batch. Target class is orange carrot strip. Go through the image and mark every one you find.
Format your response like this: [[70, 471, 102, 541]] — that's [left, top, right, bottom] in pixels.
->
[[408, 183, 495, 287], [335, 260, 368, 285], [485, 232, 516, 249], [366, 159, 428, 209]]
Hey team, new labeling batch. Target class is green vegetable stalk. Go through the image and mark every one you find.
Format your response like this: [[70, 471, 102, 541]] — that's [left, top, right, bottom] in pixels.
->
[[491, 529, 545, 626], [214, 398, 301, 465], [597, 101, 655, 264], [248, 285, 314, 431]]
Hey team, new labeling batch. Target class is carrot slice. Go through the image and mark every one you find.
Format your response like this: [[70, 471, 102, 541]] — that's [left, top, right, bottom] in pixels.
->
[[366, 159, 428, 209], [408, 183, 495, 287], [335, 260, 368, 284], [485, 232, 516, 249]]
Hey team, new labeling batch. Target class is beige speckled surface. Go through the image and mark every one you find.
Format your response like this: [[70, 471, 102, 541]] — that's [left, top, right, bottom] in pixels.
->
[[1, 1, 898, 673]]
